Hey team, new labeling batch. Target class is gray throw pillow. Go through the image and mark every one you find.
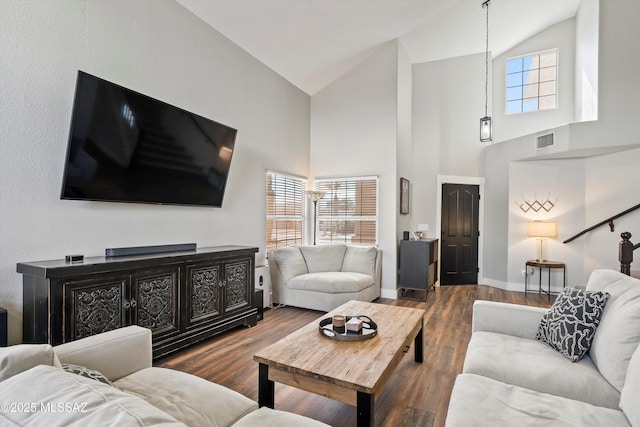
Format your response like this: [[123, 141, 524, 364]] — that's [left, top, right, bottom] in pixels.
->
[[62, 363, 116, 387], [536, 288, 609, 362]]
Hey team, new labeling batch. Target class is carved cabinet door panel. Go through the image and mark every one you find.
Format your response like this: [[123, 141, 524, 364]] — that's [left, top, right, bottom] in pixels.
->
[[131, 267, 180, 339], [223, 257, 252, 313], [63, 275, 129, 342], [185, 262, 223, 328]]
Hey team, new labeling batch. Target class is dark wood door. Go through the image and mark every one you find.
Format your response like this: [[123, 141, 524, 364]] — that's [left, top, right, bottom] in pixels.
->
[[441, 184, 479, 285]]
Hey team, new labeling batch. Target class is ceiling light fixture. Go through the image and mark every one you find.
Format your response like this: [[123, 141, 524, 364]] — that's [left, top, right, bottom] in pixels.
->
[[480, 0, 492, 142]]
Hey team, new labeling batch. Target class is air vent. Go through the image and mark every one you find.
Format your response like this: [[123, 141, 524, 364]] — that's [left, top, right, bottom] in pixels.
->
[[536, 132, 555, 149]]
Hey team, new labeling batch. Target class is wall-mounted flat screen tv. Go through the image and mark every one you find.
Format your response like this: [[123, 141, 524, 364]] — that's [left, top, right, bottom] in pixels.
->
[[60, 71, 237, 207]]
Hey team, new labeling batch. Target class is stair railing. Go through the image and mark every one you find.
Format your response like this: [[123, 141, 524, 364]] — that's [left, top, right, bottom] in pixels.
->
[[620, 232, 640, 276], [563, 203, 640, 244]]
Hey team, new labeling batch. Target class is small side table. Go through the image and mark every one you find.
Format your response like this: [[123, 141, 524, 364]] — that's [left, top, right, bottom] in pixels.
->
[[525, 260, 566, 300]]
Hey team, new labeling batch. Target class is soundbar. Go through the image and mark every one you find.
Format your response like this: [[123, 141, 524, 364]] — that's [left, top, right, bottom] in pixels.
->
[[105, 243, 197, 257]]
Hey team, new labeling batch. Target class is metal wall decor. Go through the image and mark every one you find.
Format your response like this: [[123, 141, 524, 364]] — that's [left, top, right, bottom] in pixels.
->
[[518, 193, 557, 213]]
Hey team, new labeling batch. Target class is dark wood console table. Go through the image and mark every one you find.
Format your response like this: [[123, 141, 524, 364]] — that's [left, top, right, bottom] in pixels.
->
[[524, 259, 566, 300], [17, 245, 258, 358]]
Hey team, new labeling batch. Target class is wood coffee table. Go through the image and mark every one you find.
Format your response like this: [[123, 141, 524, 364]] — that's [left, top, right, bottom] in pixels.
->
[[253, 300, 425, 426]]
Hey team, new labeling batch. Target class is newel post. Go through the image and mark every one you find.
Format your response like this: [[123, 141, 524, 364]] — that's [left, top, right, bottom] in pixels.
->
[[620, 232, 633, 276]]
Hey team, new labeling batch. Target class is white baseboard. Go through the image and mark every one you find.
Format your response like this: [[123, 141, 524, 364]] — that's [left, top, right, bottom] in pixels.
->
[[479, 276, 563, 295], [479, 277, 524, 293]]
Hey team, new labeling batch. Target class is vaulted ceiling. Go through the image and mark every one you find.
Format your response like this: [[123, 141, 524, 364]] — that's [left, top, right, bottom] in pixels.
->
[[177, 0, 582, 95]]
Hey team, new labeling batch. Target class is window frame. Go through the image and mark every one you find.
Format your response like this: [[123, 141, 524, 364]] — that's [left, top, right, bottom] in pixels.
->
[[313, 175, 379, 247], [505, 48, 558, 115], [265, 170, 307, 252]]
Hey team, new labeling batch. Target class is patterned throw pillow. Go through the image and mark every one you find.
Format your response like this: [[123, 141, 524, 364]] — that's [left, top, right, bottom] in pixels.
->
[[536, 288, 609, 362], [62, 363, 116, 387]]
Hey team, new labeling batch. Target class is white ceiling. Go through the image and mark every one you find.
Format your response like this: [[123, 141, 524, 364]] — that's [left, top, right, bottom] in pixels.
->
[[177, 0, 582, 95]]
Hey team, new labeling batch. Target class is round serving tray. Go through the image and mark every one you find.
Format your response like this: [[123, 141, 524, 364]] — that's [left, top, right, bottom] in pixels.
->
[[318, 315, 378, 341]]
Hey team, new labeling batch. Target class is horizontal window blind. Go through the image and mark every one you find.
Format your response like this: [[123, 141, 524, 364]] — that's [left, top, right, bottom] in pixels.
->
[[315, 176, 378, 246], [266, 171, 307, 252]]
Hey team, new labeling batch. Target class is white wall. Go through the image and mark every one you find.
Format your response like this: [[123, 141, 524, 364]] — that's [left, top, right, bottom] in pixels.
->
[[569, 0, 640, 148], [492, 17, 576, 143], [310, 41, 399, 297], [0, 0, 310, 344], [575, 0, 599, 122], [583, 148, 640, 275], [411, 53, 488, 239], [483, 0, 640, 288], [396, 42, 413, 242], [507, 159, 586, 290]]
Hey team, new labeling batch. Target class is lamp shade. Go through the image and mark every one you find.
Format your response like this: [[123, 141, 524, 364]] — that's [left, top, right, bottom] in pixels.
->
[[305, 190, 325, 202], [527, 221, 557, 238]]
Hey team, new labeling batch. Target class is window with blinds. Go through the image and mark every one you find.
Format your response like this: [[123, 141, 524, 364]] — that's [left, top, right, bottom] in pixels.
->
[[314, 177, 378, 246], [266, 171, 307, 252]]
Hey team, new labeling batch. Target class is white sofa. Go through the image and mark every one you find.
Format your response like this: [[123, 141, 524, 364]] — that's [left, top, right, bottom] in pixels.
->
[[0, 326, 329, 426], [267, 244, 381, 312], [445, 269, 640, 427]]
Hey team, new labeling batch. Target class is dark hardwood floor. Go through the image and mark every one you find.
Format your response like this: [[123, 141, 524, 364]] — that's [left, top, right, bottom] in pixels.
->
[[155, 285, 551, 427]]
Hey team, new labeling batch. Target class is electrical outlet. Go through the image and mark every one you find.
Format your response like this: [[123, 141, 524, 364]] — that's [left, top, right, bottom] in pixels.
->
[[521, 270, 526, 277]]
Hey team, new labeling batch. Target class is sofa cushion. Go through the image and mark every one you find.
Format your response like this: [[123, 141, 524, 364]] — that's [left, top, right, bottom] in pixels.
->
[[269, 247, 308, 284], [287, 272, 374, 293], [586, 268, 630, 292], [0, 343, 60, 381], [586, 270, 640, 391], [116, 367, 257, 427], [54, 324, 152, 382], [232, 407, 330, 427], [620, 344, 640, 427], [463, 331, 620, 408], [341, 246, 377, 276], [536, 288, 609, 362], [299, 245, 347, 273], [0, 365, 184, 425], [445, 373, 631, 427]]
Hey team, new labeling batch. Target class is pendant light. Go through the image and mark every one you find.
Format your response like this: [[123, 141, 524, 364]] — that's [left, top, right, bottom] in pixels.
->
[[480, 0, 492, 142]]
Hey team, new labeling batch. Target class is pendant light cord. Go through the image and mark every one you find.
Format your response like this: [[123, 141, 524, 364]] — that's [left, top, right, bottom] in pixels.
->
[[483, 0, 490, 117]]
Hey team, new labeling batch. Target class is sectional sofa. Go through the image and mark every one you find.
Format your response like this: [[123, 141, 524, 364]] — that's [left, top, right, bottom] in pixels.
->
[[446, 269, 640, 426], [0, 325, 328, 426], [268, 244, 381, 312]]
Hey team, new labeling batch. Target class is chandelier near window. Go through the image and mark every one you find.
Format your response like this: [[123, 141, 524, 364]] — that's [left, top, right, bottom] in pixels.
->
[[480, 0, 492, 142]]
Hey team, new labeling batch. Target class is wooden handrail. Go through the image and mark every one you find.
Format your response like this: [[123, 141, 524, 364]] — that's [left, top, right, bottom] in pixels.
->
[[563, 203, 640, 244]]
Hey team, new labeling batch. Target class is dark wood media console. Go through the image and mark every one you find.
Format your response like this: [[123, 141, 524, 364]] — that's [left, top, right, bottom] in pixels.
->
[[17, 245, 258, 359]]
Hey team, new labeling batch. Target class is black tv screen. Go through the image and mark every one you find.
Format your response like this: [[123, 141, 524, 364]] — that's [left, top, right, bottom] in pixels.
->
[[60, 71, 237, 207]]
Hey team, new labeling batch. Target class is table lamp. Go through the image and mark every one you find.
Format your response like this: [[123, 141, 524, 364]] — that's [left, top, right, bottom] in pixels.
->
[[527, 221, 557, 261]]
